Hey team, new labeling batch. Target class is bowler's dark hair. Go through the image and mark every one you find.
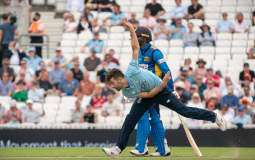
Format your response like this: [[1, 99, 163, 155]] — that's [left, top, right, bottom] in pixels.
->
[[106, 69, 124, 83]]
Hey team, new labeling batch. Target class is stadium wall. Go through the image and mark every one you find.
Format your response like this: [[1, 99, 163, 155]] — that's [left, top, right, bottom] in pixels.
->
[[0, 128, 255, 147]]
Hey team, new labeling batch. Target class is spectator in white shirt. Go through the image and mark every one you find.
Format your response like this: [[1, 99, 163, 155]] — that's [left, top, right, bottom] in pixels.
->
[[216, 12, 234, 33], [66, 0, 84, 13], [101, 93, 120, 117], [220, 104, 234, 127], [28, 81, 44, 102], [171, 0, 188, 21], [22, 99, 45, 123], [233, 12, 249, 33], [139, 9, 156, 30], [71, 100, 84, 123], [153, 18, 168, 40], [63, 14, 77, 33]]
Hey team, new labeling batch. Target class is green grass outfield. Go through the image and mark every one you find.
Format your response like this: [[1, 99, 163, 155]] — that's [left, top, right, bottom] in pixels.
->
[[0, 147, 255, 160]]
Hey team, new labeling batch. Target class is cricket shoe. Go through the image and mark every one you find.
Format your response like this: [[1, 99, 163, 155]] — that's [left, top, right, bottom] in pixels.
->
[[130, 146, 148, 156], [215, 112, 227, 131], [150, 139, 171, 157], [102, 146, 121, 158]]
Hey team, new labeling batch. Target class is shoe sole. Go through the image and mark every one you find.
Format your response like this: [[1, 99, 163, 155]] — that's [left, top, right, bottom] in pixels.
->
[[130, 151, 148, 157], [150, 152, 171, 157], [102, 148, 119, 158]]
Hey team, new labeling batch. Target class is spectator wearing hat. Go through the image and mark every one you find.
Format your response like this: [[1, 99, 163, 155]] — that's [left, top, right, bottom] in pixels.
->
[[248, 40, 255, 59], [22, 99, 45, 123], [104, 4, 125, 26], [0, 58, 14, 81], [233, 12, 248, 33], [28, 81, 44, 102], [35, 61, 47, 80], [153, 18, 168, 40], [220, 104, 234, 127], [240, 98, 251, 112], [49, 60, 66, 89], [175, 66, 194, 88], [58, 70, 79, 96], [81, 32, 105, 54], [139, 9, 157, 30], [145, 0, 165, 18], [171, 0, 188, 20], [175, 81, 190, 104], [205, 68, 220, 88], [234, 106, 252, 127], [220, 86, 239, 109], [183, 22, 199, 47], [187, 0, 204, 20], [194, 59, 207, 78], [198, 24, 215, 47], [2, 100, 23, 124], [0, 102, 5, 124], [23, 47, 42, 72], [12, 80, 28, 102], [0, 72, 13, 96], [79, 72, 95, 96], [83, 49, 101, 71], [216, 12, 234, 34], [128, 12, 139, 29], [168, 18, 187, 39], [63, 14, 77, 33], [203, 78, 221, 102], [239, 63, 255, 84], [50, 48, 66, 68]]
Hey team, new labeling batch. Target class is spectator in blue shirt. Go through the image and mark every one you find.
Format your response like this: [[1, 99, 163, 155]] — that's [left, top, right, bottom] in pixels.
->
[[220, 87, 239, 109], [81, 32, 105, 54], [105, 3, 125, 26], [216, 12, 234, 33], [168, 18, 187, 39], [234, 106, 252, 127], [171, 0, 188, 21], [0, 72, 13, 96], [58, 70, 79, 96], [23, 47, 42, 72], [49, 48, 66, 68], [49, 61, 66, 89]]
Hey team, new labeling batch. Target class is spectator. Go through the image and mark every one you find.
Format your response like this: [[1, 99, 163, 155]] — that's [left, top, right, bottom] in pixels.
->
[[203, 78, 221, 101], [66, 0, 84, 13], [153, 18, 168, 40], [220, 76, 242, 97], [23, 47, 42, 72], [97, 61, 109, 83], [189, 84, 203, 100], [205, 99, 217, 112], [0, 72, 13, 96], [71, 61, 83, 82], [145, 0, 165, 18], [175, 81, 190, 104], [220, 87, 239, 109], [108, 49, 120, 66], [29, 12, 45, 57], [220, 104, 234, 127], [66, 56, 84, 71], [28, 81, 44, 102], [168, 18, 187, 39], [22, 99, 45, 123], [91, 19, 108, 33], [171, 0, 187, 20], [216, 12, 234, 33], [175, 66, 192, 90], [240, 98, 252, 112], [195, 75, 207, 100], [77, 15, 92, 34], [234, 106, 252, 127], [233, 12, 248, 33], [101, 93, 120, 117], [128, 12, 139, 29], [79, 106, 98, 123], [35, 61, 47, 80], [102, 83, 117, 98], [247, 101, 255, 123], [0, 14, 18, 65], [0, 58, 14, 81], [38, 71, 53, 94], [83, 7, 94, 22], [70, 100, 84, 123], [13, 71, 32, 90], [63, 14, 77, 33], [139, 9, 157, 30], [198, 24, 215, 46], [15, 59, 35, 82], [183, 22, 199, 47], [2, 100, 23, 124], [205, 68, 220, 87], [0, 102, 5, 123], [4, 41, 27, 65], [253, 10, 255, 26], [11, 80, 28, 102], [79, 72, 96, 96], [49, 61, 66, 89], [240, 86, 253, 103], [107, 4, 125, 26], [90, 86, 106, 109], [239, 63, 255, 84], [83, 49, 101, 71], [81, 32, 104, 54], [241, 74, 254, 94], [86, 0, 114, 12], [58, 70, 79, 96], [248, 40, 255, 59], [50, 48, 66, 67], [194, 59, 207, 78], [99, 53, 119, 70], [187, 0, 204, 20]]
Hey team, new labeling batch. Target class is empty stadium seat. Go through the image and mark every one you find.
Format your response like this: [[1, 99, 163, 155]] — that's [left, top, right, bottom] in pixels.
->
[[107, 40, 122, 47], [233, 33, 248, 40], [216, 33, 232, 40], [216, 40, 231, 47], [232, 40, 247, 47], [45, 96, 61, 103], [170, 40, 183, 47], [215, 47, 231, 54], [154, 40, 169, 47], [109, 33, 123, 40], [62, 33, 78, 40], [169, 47, 184, 54], [200, 46, 215, 55], [61, 96, 77, 105], [110, 26, 125, 33]]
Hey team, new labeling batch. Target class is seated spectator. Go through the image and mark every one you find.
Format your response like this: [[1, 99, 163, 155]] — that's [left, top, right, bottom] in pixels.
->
[[81, 32, 104, 54], [174, 66, 192, 90], [0, 102, 5, 123], [91, 19, 108, 33], [175, 81, 190, 104], [240, 86, 253, 103], [4, 41, 27, 65], [66, 0, 84, 13], [63, 14, 77, 33], [71, 61, 83, 82], [187, 0, 204, 20], [195, 75, 207, 100], [83, 49, 101, 71], [98, 53, 119, 70], [0, 72, 13, 96], [220, 104, 234, 127], [241, 74, 254, 94], [183, 58, 193, 70], [22, 99, 45, 123], [23, 47, 42, 72], [0, 58, 14, 81], [70, 100, 84, 123], [168, 18, 187, 39], [128, 12, 139, 29], [15, 59, 35, 82], [28, 81, 44, 102], [49, 61, 66, 89], [79, 72, 96, 96], [2, 100, 23, 124], [79, 106, 97, 123], [153, 18, 168, 40], [77, 15, 92, 34], [145, 0, 165, 18], [86, 0, 114, 12], [49, 48, 66, 67], [13, 71, 32, 90], [189, 84, 203, 100], [239, 63, 255, 84], [38, 71, 53, 95], [58, 70, 79, 96], [83, 7, 94, 22], [194, 59, 207, 78], [171, 0, 187, 20], [240, 98, 252, 112], [12, 80, 28, 102], [66, 56, 83, 71], [35, 61, 47, 80], [220, 76, 242, 97], [183, 22, 199, 47], [205, 99, 217, 112], [253, 10, 255, 26], [108, 49, 120, 66], [101, 93, 120, 117], [220, 87, 239, 109], [233, 12, 248, 33], [247, 101, 255, 123], [139, 9, 157, 30], [234, 106, 252, 127], [248, 40, 255, 59], [216, 12, 234, 33], [97, 62, 109, 83], [105, 4, 125, 26], [89, 86, 106, 109], [198, 24, 215, 46], [203, 78, 221, 101], [205, 68, 220, 87], [102, 83, 117, 98]]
